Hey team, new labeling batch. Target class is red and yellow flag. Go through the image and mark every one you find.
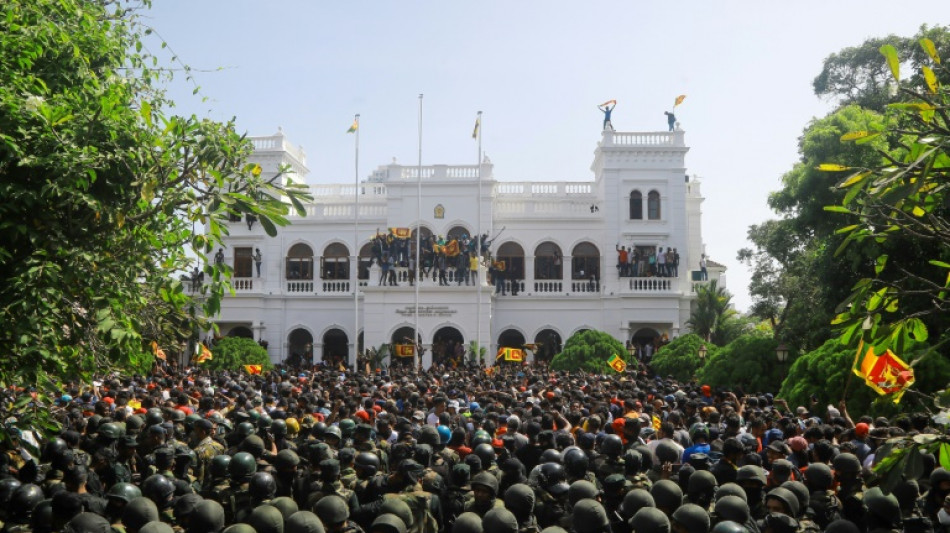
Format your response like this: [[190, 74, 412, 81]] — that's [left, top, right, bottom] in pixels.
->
[[600, 99, 617, 107], [443, 240, 460, 257], [389, 227, 411, 239], [244, 365, 263, 375], [674, 94, 687, 107], [853, 345, 915, 403], [150, 341, 167, 361], [395, 344, 415, 358], [196, 344, 213, 364], [496, 347, 524, 362], [607, 353, 626, 373]]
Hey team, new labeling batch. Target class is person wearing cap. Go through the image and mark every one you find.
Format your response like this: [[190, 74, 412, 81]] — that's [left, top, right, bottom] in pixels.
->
[[851, 422, 872, 463], [193, 418, 226, 486]]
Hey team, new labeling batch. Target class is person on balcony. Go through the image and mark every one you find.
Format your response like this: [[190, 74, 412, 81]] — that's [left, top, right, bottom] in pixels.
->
[[616, 244, 628, 277], [664, 111, 676, 131], [657, 247, 667, 277], [599, 101, 616, 131], [253, 248, 263, 277], [469, 252, 479, 285], [671, 248, 680, 277], [700, 254, 708, 281], [214, 248, 225, 266]]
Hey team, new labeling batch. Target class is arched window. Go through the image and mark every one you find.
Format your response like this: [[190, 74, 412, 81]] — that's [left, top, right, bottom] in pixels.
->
[[286, 243, 314, 280], [446, 225, 470, 242], [321, 243, 350, 280], [534, 242, 563, 280], [358, 243, 373, 280], [571, 242, 600, 280], [648, 190, 661, 220], [629, 190, 643, 220], [496, 242, 525, 281]]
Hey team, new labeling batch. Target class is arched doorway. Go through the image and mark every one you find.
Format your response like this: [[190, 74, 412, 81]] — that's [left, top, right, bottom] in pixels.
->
[[447, 225, 470, 243], [631, 327, 661, 363], [391, 326, 421, 368], [287, 328, 313, 368], [496, 242, 525, 282], [323, 328, 349, 368], [534, 242, 563, 280], [497, 329, 526, 365], [358, 242, 373, 282], [432, 326, 465, 368], [534, 329, 562, 362], [228, 326, 254, 339]]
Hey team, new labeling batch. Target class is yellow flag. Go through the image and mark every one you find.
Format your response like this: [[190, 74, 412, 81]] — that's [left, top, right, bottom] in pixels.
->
[[244, 365, 263, 375], [196, 344, 213, 363], [674, 95, 687, 107], [346, 118, 358, 133], [607, 353, 626, 373]]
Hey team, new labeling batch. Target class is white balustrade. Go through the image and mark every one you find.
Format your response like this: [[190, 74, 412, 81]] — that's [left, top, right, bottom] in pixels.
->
[[233, 278, 254, 291], [286, 281, 314, 293], [627, 278, 673, 291]]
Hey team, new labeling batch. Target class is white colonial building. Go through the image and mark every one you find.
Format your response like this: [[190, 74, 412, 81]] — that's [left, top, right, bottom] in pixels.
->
[[209, 127, 723, 367]]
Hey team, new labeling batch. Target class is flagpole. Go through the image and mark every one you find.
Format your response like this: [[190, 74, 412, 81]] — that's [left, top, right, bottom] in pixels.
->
[[476, 111, 483, 368], [415, 94, 423, 370], [353, 114, 360, 373]]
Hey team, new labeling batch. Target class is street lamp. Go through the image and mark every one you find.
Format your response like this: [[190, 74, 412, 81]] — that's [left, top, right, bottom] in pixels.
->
[[776, 344, 789, 363], [627, 342, 636, 361], [698, 343, 707, 361]]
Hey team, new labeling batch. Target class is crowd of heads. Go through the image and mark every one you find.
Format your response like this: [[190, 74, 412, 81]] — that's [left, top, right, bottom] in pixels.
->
[[0, 363, 946, 533]]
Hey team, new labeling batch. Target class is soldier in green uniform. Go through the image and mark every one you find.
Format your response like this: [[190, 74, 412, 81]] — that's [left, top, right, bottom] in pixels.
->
[[220, 452, 256, 524], [1, 484, 44, 533], [339, 448, 358, 491], [503, 483, 540, 533], [622, 449, 651, 491], [593, 436, 625, 482], [314, 495, 366, 533], [464, 472, 504, 517], [200, 454, 231, 502], [833, 453, 868, 532], [307, 459, 359, 515], [141, 474, 176, 525], [803, 463, 841, 529], [192, 419, 225, 486], [105, 482, 142, 529]]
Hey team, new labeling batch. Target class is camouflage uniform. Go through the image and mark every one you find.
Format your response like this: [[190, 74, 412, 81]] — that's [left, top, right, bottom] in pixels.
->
[[193, 436, 225, 485]]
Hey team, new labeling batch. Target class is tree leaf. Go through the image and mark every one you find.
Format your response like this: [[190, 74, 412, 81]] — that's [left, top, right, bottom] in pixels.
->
[[920, 38, 941, 65], [880, 44, 900, 81], [928, 260, 950, 269], [923, 66, 939, 94], [818, 164, 851, 172], [824, 205, 853, 214], [841, 131, 873, 141]]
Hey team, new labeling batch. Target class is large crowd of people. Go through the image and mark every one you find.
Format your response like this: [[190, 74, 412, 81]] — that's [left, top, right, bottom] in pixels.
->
[[0, 362, 944, 533]]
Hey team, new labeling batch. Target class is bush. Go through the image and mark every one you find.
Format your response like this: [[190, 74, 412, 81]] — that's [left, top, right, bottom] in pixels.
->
[[550, 330, 628, 373], [696, 335, 785, 394], [779, 338, 950, 418], [204, 337, 273, 372], [650, 334, 716, 382]]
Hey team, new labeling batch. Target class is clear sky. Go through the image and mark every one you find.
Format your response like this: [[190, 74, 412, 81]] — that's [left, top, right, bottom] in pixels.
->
[[143, 1, 944, 311]]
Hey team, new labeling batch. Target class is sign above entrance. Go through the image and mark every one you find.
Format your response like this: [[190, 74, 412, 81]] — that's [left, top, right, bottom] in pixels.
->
[[396, 305, 457, 318]]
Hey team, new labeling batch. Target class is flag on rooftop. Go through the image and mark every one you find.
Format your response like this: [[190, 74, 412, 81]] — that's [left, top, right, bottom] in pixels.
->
[[346, 117, 358, 133], [674, 95, 687, 107], [472, 115, 480, 139]]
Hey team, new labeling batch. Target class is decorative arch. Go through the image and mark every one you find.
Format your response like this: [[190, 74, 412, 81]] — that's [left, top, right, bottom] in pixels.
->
[[648, 190, 661, 220], [532, 328, 563, 362], [287, 327, 314, 367], [571, 241, 600, 280], [358, 242, 374, 280], [389, 324, 422, 368], [570, 325, 594, 337], [534, 241, 563, 280], [286, 242, 314, 280], [497, 328, 527, 349], [321, 242, 350, 280], [432, 325, 465, 367], [445, 222, 472, 242], [629, 190, 643, 220], [322, 328, 349, 365], [496, 241, 525, 281]]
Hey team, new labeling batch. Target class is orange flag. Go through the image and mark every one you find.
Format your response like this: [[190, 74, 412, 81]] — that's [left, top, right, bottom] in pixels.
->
[[674, 95, 687, 107], [244, 365, 263, 375], [150, 341, 167, 361], [853, 346, 915, 403], [196, 344, 213, 364]]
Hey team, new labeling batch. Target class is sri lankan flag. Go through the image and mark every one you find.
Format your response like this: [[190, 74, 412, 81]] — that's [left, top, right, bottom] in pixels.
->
[[674, 95, 687, 107], [443, 239, 460, 257], [150, 341, 167, 361], [496, 347, 524, 362], [395, 344, 415, 358], [853, 345, 915, 403], [472, 115, 481, 139], [244, 365, 263, 375], [195, 343, 213, 364], [607, 353, 626, 373], [347, 117, 358, 133], [389, 227, 411, 239]]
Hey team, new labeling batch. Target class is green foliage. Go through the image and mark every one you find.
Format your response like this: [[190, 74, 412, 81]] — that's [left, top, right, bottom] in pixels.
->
[[696, 335, 787, 393], [550, 330, 628, 373], [826, 40, 950, 362], [0, 0, 310, 438], [687, 280, 737, 345], [204, 337, 273, 372], [650, 334, 715, 382], [468, 340, 487, 363]]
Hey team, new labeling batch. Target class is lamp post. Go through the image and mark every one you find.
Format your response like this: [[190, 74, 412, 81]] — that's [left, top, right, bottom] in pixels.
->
[[776, 343, 789, 386], [698, 343, 707, 361]]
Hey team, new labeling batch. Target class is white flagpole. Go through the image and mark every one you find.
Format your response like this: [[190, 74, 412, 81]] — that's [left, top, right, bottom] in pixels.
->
[[353, 114, 360, 372], [415, 94, 423, 370], [476, 111, 483, 368]]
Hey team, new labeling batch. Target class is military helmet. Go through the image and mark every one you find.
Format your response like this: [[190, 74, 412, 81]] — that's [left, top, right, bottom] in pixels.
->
[[624, 449, 643, 475], [471, 471, 500, 496], [249, 471, 277, 501], [864, 487, 901, 527], [324, 425, 342, 441], [228, 452, 257, 481], [484, 508, 518, 533], [64, 512, 112, 533], [257, 414, 273, 431], [0, 478, 22, 506], [628, 507, 670, 533], [687, 469, 718, 497], [274, 449, 301, 470], [779, 481, 809, 518], [655, 440, 680, 464], [453, 512, 484, 533], [184, 414, 202, 430], [538, 462, 569, 496], [804, 463, 833, 490], [10, 483, 44, 515], [735, 465, 766, 485], [379, 498, 413, 528], [236, 422, 257, 438], [471, 430, 492, 448], [417, 425, 440, 447], [572, 499, 610, 533], [713, 495, 750, 525], [539, 448, 562, 465], [248, 504, 284, 533], [503, 483, 536, 521], [671, 503, 709, 533], [223, 525, 257, 533], [473, 443, 495, 467], [765, 487, 799, 517], [270, 497, 299, 521], [600, 434, 623, 458], [338, 419, 356, 438], [355, 452, 381, 476], [563, 447, 589, 476], [715, 483, 747, 502], [371, 514, 407, 533], [142, 474, 176, 508], [123, 497, 160, 532], [42, 437, 69, 462], [286, 511, 326, 533], [688, 422, 710, 442], [832, 453, 862, 475], [126, 415, 146, 433], [620, 488, 655, 519], [188, 500, 225, 533], [107, 482, 143, 504], [210, 454, 232, 479], [314, 495, 350, 525], [99, 422, 122, 440], [710, 521, 747, 533], [650, 479, 683, 511], [568, 480, 600, 506], [271, 419, 287, 437], [146, 409, 165, 426]]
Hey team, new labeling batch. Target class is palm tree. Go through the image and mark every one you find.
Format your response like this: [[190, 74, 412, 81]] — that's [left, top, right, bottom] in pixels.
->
[[688, 280, 736, 344]]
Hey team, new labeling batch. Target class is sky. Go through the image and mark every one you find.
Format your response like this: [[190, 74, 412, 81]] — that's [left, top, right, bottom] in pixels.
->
[[143, 1, 945, 311]]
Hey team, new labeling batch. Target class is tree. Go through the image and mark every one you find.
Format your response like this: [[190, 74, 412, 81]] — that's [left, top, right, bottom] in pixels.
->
[[826, 40, 950, 361], [650, 334, 715, 382], [550, 330, 628, 373], [0, 0, 310, 442], [687, 280, 737, 345], [205, 337, 273, 372], [696, 335, 787, 394]]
